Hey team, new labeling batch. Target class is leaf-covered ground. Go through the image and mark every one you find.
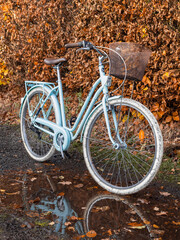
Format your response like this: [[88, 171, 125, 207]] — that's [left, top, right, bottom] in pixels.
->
[[0, 125, 180, 240]]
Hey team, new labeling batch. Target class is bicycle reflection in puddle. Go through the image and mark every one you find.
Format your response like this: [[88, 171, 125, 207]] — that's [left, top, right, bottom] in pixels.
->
[[22, 174, 160, 239], [30, 194, 84, 235]]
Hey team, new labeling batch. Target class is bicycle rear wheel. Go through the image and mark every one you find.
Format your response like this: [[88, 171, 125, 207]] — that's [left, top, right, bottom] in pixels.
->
[[20, 87, 57, 162], [83, 98, 163, 195]]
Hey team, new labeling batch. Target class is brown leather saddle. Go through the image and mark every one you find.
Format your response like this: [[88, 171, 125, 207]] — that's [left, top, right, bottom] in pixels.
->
[[44, 58, 67, 65]]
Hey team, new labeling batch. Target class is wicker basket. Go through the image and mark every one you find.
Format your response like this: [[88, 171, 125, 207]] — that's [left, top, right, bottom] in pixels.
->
[[109, 42, 152, 81]]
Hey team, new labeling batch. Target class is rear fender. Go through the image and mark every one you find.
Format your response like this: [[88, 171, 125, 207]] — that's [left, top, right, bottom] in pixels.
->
[[19, 85, 61, 126]]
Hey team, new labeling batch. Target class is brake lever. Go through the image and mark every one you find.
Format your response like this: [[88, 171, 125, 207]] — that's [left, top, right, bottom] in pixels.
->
[[76, 47, 91, 52]]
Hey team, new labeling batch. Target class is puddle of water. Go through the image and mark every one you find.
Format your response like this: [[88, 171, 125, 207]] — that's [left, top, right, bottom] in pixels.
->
[[0, 164, 180, 240]]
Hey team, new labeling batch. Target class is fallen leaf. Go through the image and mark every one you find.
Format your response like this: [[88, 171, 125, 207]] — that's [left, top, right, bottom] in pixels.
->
[[86, 230, 97, 238], [137, 198, 149, 204], [0, 189, 5, 193], [153, 224, 160, 228], [128, 222, 145, 229], [64, 221, 71, 226], [74, 183, 83, 188], [154, 207, 159, 211], [21, 224, 26, 228], [26, 212, 39, 218], [172, 221, 180, 225], [49, 221, 55, 226], [69, 216, 78, 221], [107, 229, 112, 235], [92, 206, 110, 212], [58, 181, 72, 185], [173, 115, 179, 121], [159, 191, 171, 196], [59, 176, 65, 180], [6, 191, 20, 195], [156, 211, 168, 216], [29, 197, 40, 204], [165, 116, 172, 123], [67, 226, 75, 232], [73, 235, 86, 240], [139, 129, 145, 141], [12, 203, 22, 209], [57, 192, 65, 197], [151, 229, 165, 235], [162, 72, 170, 79], [10, 182, 20, 186], [143, 219, 150, 225], [30, 177, 37, 182], [87, 186, 98, 190]]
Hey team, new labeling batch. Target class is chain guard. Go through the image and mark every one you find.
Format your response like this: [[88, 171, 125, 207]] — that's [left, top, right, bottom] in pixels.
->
[[53, 128, 71, 152]]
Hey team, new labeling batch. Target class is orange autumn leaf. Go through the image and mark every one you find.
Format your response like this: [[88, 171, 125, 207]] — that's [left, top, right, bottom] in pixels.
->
[[153, 224, 159, 228], [165, 115, 172, 123], [29, 197, 40, 204], [86, 230, 97, 238], [172, 111, 178, 116], [139, 129, 145, 141], [172, 221, 180, 225], [69, 216, 79, 221], [107, 229, 112, 235], [57, 192, 65, 197], [151, 102, 159, 112], [128, 222, 145, 229], [157, 111, 165, 119], [173, 115, 179, 121], [73, 235, 86, 240], [162, 72, 170, 79]]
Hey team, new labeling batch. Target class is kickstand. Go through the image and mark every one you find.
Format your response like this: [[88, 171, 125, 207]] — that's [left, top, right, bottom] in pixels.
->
[[59, 139, 65, 159], [64, 151, 71, 159]]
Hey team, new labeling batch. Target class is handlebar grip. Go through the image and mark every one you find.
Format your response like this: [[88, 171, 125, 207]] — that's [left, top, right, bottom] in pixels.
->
[[65, 41, 84, 48]]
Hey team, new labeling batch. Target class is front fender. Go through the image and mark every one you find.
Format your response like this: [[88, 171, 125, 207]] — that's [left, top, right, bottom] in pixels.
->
[[80, 95, 122, 142]]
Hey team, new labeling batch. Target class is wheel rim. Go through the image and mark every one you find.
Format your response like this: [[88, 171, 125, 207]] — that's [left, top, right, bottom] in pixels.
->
[[85, 101, 158, 191], [83, 194, 155, 239], [21, 90, 56, 160]]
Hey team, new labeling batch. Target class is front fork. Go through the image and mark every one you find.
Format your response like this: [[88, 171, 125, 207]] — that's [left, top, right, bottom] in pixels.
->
[[102, 95, 127, 149]]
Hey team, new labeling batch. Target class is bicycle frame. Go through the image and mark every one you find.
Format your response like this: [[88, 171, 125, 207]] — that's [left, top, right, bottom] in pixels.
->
[[23, 56, 123, 150]]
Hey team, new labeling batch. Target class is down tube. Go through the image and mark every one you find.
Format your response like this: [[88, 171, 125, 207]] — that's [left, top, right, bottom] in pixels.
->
[[68, 78, 101, 132], [71, 85, 103, 140]]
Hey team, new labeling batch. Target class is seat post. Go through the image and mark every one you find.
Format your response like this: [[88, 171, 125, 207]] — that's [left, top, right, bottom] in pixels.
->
[[55, 64, 66, 127]]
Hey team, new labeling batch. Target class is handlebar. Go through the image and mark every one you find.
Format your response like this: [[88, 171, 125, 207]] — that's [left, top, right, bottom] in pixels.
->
[[65, 41, 84, 48], [65, 41, 94, 49], [65, 41, 106, 57]]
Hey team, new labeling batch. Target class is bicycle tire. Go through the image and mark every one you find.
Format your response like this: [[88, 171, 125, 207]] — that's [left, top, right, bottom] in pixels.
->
[[20, 87, 57, 162], [83, 98, 163, 195], [83, 194, 155, 239]]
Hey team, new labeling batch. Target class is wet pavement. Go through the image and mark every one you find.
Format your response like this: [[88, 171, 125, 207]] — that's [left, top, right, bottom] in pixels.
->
[[0, 125, 180, 240]]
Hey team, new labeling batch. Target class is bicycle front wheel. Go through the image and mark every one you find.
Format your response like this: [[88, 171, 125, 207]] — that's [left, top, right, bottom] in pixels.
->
[[20, 87, 57, 162], [83, 98, 163, 195]]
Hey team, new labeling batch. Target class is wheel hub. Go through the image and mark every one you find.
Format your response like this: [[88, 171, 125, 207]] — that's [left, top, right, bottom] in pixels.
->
[[114, 142, 127, 150]]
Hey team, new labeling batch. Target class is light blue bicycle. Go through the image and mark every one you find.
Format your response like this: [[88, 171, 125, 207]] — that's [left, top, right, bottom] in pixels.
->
[[20, 41, 163, 195]]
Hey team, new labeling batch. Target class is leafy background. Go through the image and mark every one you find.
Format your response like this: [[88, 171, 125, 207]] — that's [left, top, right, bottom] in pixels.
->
[[0, 0, 179, 130]]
